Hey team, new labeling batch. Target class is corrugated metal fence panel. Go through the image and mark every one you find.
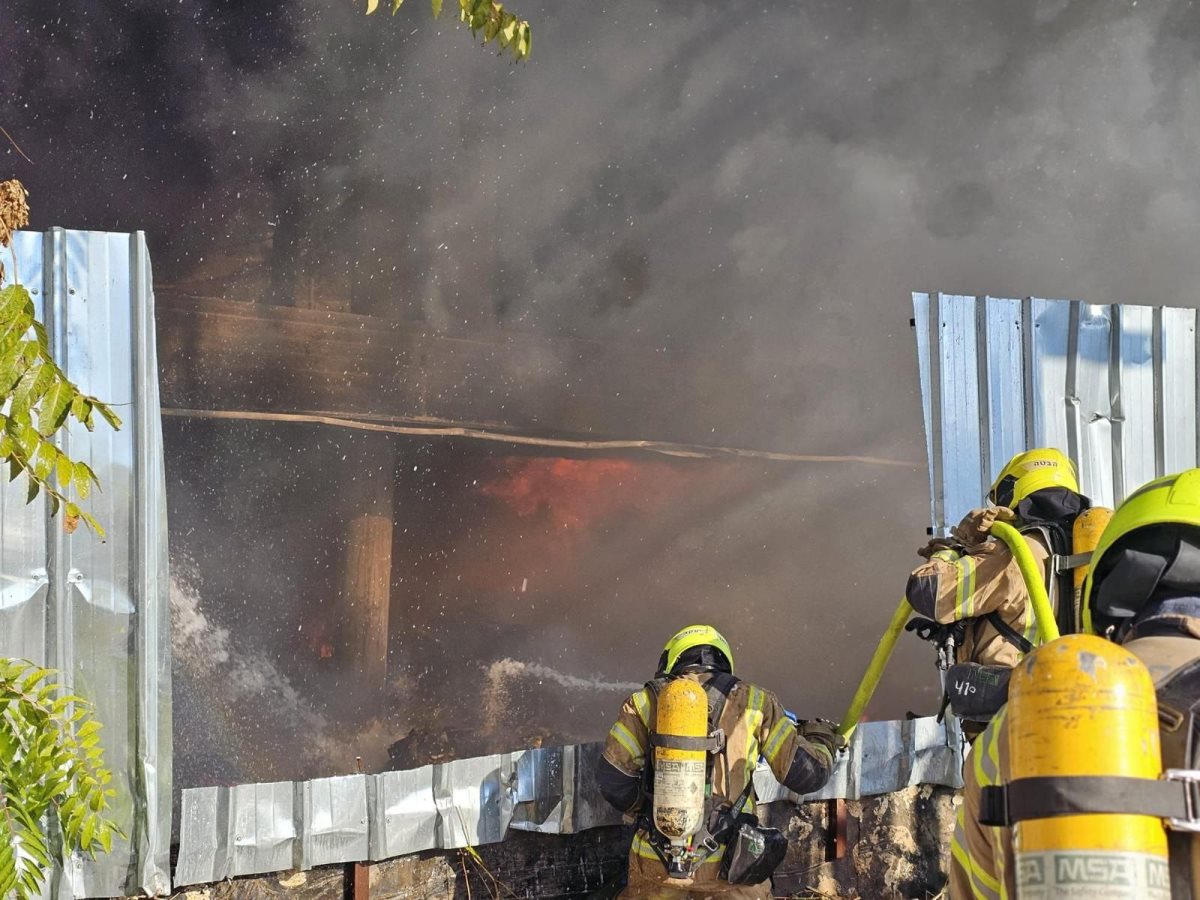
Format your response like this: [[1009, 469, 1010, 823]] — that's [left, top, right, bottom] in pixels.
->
[[175, 717, 962, 887], [300, 776, 370, 869], [913, 293, 1200, 533], [1162, 307, 1198, 474], [232, 782, 296, 877], [0, 230, 172, 898], [368, 767, 439, 861]]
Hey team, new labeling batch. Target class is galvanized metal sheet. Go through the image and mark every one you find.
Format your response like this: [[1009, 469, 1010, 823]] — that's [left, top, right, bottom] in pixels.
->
[[568, 742, 625, 833], [176, 716, 961, 884], [0, 230, 171, 898], [434, 753, 515, 849], [299, 775, 370, 869], [368, 766, 439, 862], [231, 782, 296, 877], [914, 293, 1200, 533], [510, 746, 567, 834], [174, 787, 229, 887]]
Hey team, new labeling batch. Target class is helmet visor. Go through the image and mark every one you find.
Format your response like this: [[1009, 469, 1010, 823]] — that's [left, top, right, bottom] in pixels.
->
[[989, 474, 1018, 509]]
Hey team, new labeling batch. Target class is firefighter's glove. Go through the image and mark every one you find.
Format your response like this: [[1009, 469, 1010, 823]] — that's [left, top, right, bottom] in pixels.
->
[[950, 506, 1015, 550], [917, 537, 960, 561], [905, 617, 966, 646], [798, 718, 846, 757]]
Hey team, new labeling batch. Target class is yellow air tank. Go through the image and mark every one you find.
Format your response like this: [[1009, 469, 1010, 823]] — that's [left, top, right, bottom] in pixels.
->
[[1071, 507, 1113, 630], [653, 678, 709, 845], [1009, 634, 1169, 899]]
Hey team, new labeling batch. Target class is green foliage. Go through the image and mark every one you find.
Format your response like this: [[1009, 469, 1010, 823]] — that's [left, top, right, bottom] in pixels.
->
[[0, 284, 118, 537], [366, 0, 531, 60], [0, 659, 120, 899]]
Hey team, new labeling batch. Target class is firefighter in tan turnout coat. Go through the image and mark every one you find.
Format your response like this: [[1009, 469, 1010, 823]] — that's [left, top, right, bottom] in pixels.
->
[[953, 470, 1200, 899], [905, 449, 1089, 733], [597, 625, 839, 899]]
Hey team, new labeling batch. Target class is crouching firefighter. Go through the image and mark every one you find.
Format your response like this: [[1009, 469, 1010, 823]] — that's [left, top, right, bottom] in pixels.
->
[[952, 468, 1200, 899], [904, 448, 1093, 737], [597, 625, 841, 899]]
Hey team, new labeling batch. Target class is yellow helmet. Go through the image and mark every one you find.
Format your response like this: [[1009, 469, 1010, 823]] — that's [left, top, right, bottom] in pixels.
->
[[1082, 469, 1200, 635], [988, 448, 1079, 509], [660, 625, 734, 675]]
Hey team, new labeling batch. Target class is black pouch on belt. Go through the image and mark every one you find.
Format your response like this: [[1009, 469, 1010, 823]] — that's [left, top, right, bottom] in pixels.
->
[[713, 776, 788, 885], [944, 662, 1011, 721], [719, 820, 789, 885]]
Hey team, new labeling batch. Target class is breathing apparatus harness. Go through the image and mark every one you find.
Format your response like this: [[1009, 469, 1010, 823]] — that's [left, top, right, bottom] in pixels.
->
[[908, 501, 1088, 726], [638, 667, 739, 879], [639, 669, 788, 885]]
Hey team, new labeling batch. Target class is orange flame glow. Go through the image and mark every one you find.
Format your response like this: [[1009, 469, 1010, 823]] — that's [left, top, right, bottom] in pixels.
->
[[481, 458, 674, 530]]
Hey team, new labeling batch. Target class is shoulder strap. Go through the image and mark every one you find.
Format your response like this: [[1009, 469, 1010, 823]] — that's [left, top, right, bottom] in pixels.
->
[[1020, 522, 1077, 635], [704, 673, 738, 726], [1020, 520, 1071, 555], [985, 610, 1034, 655]]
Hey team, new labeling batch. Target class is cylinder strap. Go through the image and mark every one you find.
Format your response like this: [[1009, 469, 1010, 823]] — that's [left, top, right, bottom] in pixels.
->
[[650, 730, 725, 753], [1053, 551, 1093, 574], [979, 774, 1196, 827]]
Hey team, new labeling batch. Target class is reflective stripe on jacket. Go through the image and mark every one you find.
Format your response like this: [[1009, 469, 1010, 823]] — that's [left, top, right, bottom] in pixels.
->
[[906, 532, 1052, 668]]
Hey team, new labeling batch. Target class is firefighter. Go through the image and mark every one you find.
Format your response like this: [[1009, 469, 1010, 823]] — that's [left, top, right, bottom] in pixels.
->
[[596, 624, 840, 899], [904, 448, 1089, 732], [952, 468, 1200, 899]]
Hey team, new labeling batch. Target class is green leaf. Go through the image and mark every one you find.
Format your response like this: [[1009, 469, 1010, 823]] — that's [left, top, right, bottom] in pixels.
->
[[391, 0, 404, 12], [80, 512, 103, 539], [0, 344, 26, 395], [366, 0, 379, 12], [38, 382, 72, 436], [71, 395, 90, 423], [95, 403, 121, 431], [30, 320, 48, 351], [27, 363, 53, 408], [32, 444, 53, 482], [0, 285, 29, 321], [80, 814, 95, 852], [24, 476, 38, 504], [9, 365, 40, 420], [431, 0, 443, 16], [73, 463, 91, 501], [55, 453, 72, 489]]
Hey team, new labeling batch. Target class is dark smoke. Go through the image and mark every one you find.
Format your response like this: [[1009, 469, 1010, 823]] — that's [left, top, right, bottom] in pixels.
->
[[9, 1, 1200, 781]]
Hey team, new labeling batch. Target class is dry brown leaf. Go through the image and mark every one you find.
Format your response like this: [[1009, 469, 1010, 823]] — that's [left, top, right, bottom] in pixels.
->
[[0, 179, 30, 282], [64, 512, 80, 535]]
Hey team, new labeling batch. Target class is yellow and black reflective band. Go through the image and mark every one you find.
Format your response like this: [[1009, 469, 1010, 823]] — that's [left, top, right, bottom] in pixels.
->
[[608, 721, 644, 764]]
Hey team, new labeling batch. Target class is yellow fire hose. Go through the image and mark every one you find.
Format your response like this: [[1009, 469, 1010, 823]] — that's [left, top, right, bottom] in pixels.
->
[[837, 518, 1061, 739], [987, 520, 1060, 643], [837, 597, 912, 739]]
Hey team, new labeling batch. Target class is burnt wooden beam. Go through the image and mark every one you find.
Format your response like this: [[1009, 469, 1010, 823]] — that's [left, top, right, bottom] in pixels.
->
[[153, 294, 802, 452], [338, 432, 396, 693]]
